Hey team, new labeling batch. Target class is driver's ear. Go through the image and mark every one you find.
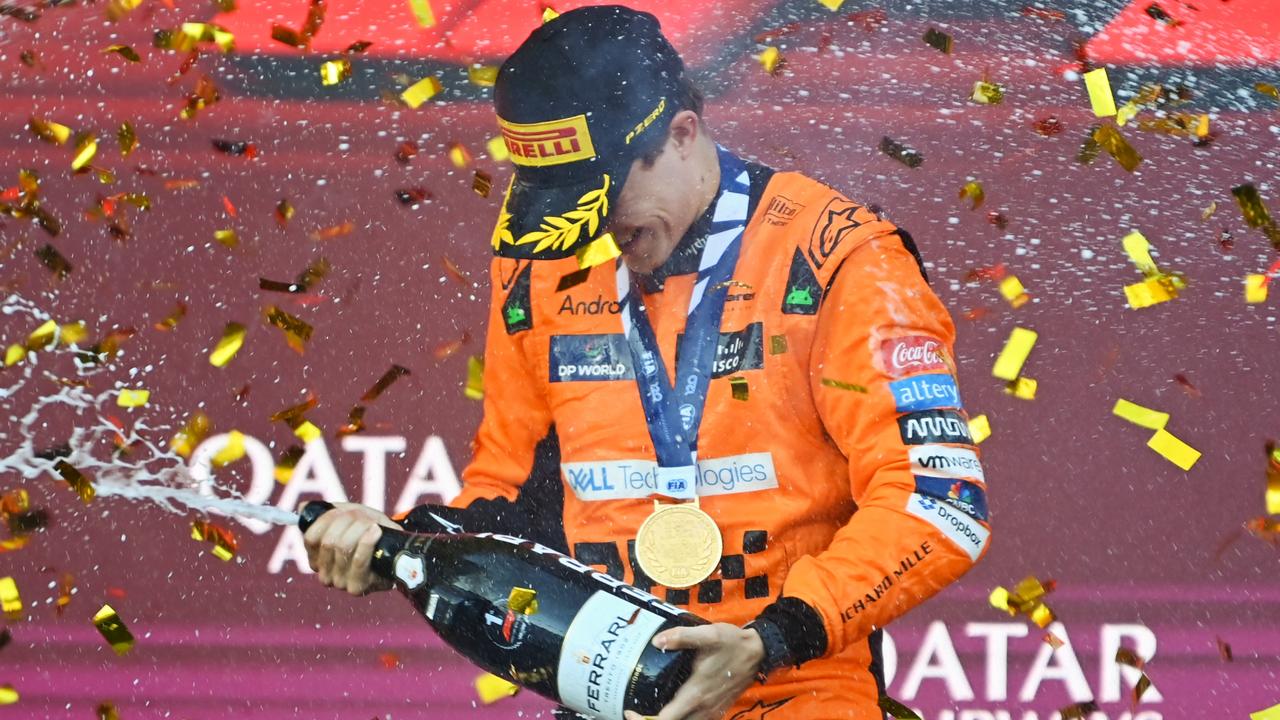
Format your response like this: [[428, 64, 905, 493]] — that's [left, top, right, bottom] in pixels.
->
[[668, 110, 701, 158]]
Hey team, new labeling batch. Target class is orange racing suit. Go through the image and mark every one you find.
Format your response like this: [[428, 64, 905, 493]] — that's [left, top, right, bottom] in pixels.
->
[[401, 163, 992, 718]]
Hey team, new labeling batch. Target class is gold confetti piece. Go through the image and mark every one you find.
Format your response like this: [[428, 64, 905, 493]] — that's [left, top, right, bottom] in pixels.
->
[[1246, 275, 1269, 304], [820, 378, 868, 393], [817, 0, 845, 9], [729, 376, 749, 401], [464, 356, 484, 400], [0, 685, 15, 705], [270, 397, 317, 425], [448, 142, 473, 168], [191, 519, 238, 561], [1148, 428, 1201, 471], [209, 322, 246, 367], [999, 275, 1029, 308], [71, 134, 99, 172], [473, 171, 493, 198], [55, 572, 74, 615], [485, 136, 509, 162], [508, 586, 538, 615], [878, 696, 921, 719], [922, 27, 952, 53], [757, 46, 783, 74], [1195, 114, 1210, 140], [62, 322, 89, 346], [575, 233, 620, 269], [270, 24, 305, 48], [1232, 183, 1280, 250], [97, 702, 120, 720], [1122, 230, 1159, 277], [989, 586, 1011, 613], [1257, 83, 1280, 100], [1028, 603, 1055, 628], [991, 327, 1036, 381], [542, 7, 559, 22], [1124, 277, 1178, 309], [117, 122, 138, 156], [336, 405, 366, 437], [968, 414, 991, 444], [154, 302, 187, 332], [116, 389, 150, 408], [362, 365, 411, 402], [0, 577, 21, 619], [1254, 702, 1280, 720], [1004, 376, 1037, 400], [1112, 399, 1169, 430], [958, 181, 984, 209], [104, 44, 141, 62], [769, 335, 788, 355], [29, 117, 71, 144], [879, 137, 923, 168], [214, 229, 238, 248], [408, 0, 435, 27], [310, 221, 354, 242], [469, 65, 499, 87], [293, 420, 322, 443], [1083, 68, 1116, 117], [275, 445, 305, 483], [55, 460, 95, 504], [475, 672, 519, 704], [211, 430, 246, 467], [274, 200, 293, 227], [264, 307, 312, 354], [93, 604, 134, 655], [1203, 201, 1218, 221], [4, 345, 26, 366], [401, 76, 443, 108], [28, 319, 58, 348], [1059, 701, 1099, 719], [971, 81, 1003, 105], [105, 0, 142, 21], [319, 59, 351, 86], [1093, 124, 1142, 172], [1265, 444, 1280, 516], [555, 268, 592, 292], [169, 411, 209, 458]]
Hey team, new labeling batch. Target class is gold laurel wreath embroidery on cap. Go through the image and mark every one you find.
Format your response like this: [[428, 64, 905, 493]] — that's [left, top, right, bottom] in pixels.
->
[[490, 174, 610, 255]]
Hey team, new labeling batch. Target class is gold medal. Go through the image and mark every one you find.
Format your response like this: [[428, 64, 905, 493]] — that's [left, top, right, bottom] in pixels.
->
[[634, 500, 723, 589]]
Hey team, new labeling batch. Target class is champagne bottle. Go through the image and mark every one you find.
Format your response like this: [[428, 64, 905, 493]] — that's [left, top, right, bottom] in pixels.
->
[[298, 501, 705, 719]]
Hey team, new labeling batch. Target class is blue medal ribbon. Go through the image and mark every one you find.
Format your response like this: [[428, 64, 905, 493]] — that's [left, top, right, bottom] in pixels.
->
[[616, 147, 752, 500]]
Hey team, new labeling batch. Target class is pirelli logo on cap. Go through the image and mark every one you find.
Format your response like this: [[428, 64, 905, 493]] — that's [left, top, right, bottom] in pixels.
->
[[498, 114, 596, 167]]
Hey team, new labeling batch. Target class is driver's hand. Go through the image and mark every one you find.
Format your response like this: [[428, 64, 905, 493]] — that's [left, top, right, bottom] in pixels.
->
[[300, 502, 401, 595]]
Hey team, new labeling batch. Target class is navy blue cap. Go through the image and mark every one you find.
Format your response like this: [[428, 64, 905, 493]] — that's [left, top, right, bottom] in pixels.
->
[[489, 5, 685, 260]]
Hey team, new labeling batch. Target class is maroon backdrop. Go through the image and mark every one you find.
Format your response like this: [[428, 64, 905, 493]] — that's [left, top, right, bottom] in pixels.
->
[[2, 1, 1279, 718]]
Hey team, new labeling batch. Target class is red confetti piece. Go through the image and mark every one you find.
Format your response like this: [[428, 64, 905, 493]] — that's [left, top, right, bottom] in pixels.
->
[[222, 195, 237, 217], [379, 652, 401, 669], [1033, 116, 1064, 136], [1173, 373, 1201, 398], [442, 256, 471, 285]]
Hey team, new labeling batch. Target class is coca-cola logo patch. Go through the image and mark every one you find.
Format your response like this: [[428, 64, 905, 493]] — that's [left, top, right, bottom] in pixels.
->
[[879, 335, 951, 377]]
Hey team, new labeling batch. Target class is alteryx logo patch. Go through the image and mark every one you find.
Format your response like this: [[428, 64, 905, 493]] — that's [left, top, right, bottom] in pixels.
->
[[549, 334, 634, 382], [909, 445, 985, 483], [676, 322, 764, 379], [905, 492, 989, 561], [889, 373, 962, 412], [898, 409, 973, 445], [914, 475, 989, 521], [562, 453, 778, 501]]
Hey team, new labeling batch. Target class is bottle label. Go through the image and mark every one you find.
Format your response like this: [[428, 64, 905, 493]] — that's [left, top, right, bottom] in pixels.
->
[[556, 591, 665, 720]]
